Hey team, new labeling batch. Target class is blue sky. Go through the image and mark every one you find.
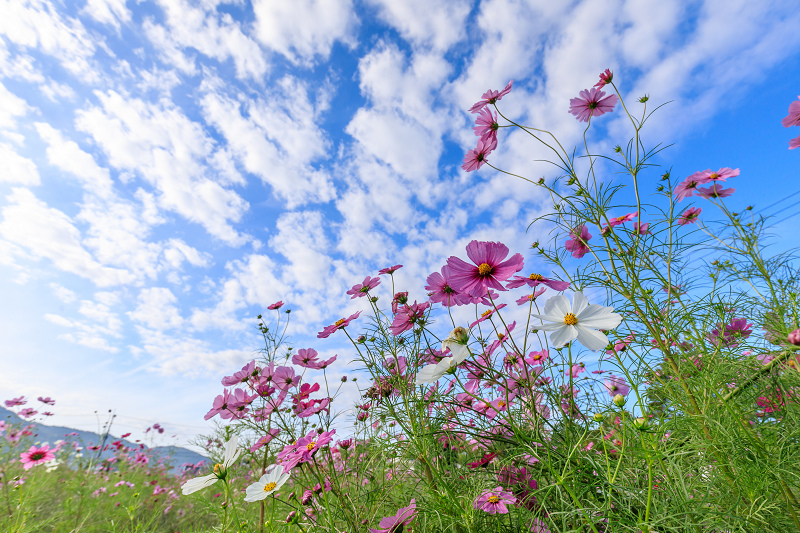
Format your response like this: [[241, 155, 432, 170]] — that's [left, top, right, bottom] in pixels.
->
[[1, 0, 799, 450]]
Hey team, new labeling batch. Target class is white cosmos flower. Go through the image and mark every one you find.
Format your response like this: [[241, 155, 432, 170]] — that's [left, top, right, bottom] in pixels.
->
[[532, 292, 621, 351], [415, 327, 471, 386], [244, 463, 291, 502], [181, 435, 241, 495]]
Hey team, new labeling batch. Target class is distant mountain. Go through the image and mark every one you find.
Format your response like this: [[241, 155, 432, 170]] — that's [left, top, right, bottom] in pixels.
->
[[1, 407, 207, 474]]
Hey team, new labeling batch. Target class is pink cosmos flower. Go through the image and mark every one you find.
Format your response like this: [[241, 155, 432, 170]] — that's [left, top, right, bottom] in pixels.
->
[[678, 207, 702, 225], [346, 276, 381, 299], [273, 367, 301, 391], [633, 222, 649, 234], [461, 136, 497, 172], [369, 499, 417, 533], [607, 211, 637, 227], [469, 80, 513, 114], [568, 88, 619, 122], [20, 445, 55, 470], [565, 225, 592, 258], [446, 240, 524, 297], [516, 287, 547, 305], [378, 264, 402, 275], [37, 396, 55, 405], [529, 518, 552, 533], [250, 429, 281, 453], [468, 304, 507, 328], [426, 265, 468, 307], [473, 107, 500, 143], [604, 375, 630, 397], [204, 389, 233, 421], [19, 408, 37, 418], [697, 183, 735, 199], [708, 318, 753, 347], [221, 360, 258, 386], [703, 167, 740, 182], [506, 273, 569, 291], [790, 134, 800, 150], [317, 311, 361, 339], [228, 389, 258, 418], [291, 429, 336, 467], [782, 96, 800, 127], [267, 301, 284, 310], [390, 301, 430, 336], [292, 348, 337, 369], [5, 396, 26, 407], [674, 172, 712, 201], [594, 69, 613, 88], [474, 486, 516, 514], [525, 350, 549, 366]]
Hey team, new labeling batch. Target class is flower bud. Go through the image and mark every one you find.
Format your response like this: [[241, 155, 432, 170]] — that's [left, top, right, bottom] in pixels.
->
[[593, 413, 605, 423], [614, 145, 622, 153], [341, 376, 348, 382], [789, 329, 800, 346], [537, 178, 545, 185], [531, 241, 539, 249], [638, 95, 649, 103], [613, 394, 626, 407], [567, 177, 577, 185], [657, 185, 664, 192], [660, 172, 670, 181], [632, 417, 649, 431]]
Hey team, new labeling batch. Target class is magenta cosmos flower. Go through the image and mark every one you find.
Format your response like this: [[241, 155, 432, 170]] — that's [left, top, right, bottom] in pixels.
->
[[782, 96, 800, 127], [37, 396, 55, 405], [568, 88, 619, 122], [678, 207, 702, 225], [603, 374, 630, 397], [446, 240, 524, 297], [378, 264, 402, 275], [267, 300, 284, 310], [697, 183, 735, 199], [346, 276, 381, 299], [317, 311, 361, 338], [221, 360, 258, 386], [674, 172, 711, 201], [594, 68, 613, 88], [474, 486, 516, 514], [292, 348, 337, 369], [607, 211, 637, 227], [462, 136, 497, 172], [369, 499, 417, 533], [20, 444, 55, 470], [473, 106, 499, 143], [390, 300, 430, 336], [469, 80, 513, 114], [506, 273, 570, 291], [5, 396, 26, 407], [426, 265, 469, 307], [565, 225, 592, 258]]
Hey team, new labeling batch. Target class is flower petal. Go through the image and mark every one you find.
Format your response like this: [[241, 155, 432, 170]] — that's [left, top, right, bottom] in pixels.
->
[[543, 294, 570, 318], [549, 325, 577, 348], [575, 325, 611, 351], [572, 292, 589, 316], [181, 474, 217, 495]]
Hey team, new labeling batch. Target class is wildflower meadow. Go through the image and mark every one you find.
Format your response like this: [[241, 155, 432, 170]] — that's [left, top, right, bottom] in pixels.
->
[[4, 73, 800, 533]]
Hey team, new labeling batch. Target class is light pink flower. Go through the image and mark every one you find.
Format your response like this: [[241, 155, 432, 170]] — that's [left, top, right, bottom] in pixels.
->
[[678, 207, 702, 225], [474, 486, 516, 514], [446, 240, 524, 297], [674, 172, 712, 201], [782, 96, 800, 127], [204, 389, 233, 421], [267, 301, 284, 310], [390, 301, 430, 336], [633, 222, 649, 234], [525, 350, 549, 366], [461, 136, 497, 172], [473, 107, 499, 143], [594, 69, 613, 88], [37, 396, 55, 405], [273, 367, 301, 391], [19, 408, 37, 418], [426, 265, 469, 307], [506, 273, 569, 291], [20, 445, 55, 470], [369, 499, 417, 533], [568, 88, 618, 122], [346, 276, 381, 299], [697, 183, 735, 199], [250, 429, 281, 452], [515, 288, 547, 305], [565, 225, 592, 258], [607, 211, 637, 227], [221, 360, 257, 387], [790, 134, 800, 150], [378, 264, 402, 275], [469, 80, 513, 114], [292, 348, 336, 369], [604, 375, 630, 397], [5, 396, 26, 407], [317, 311, 361, 339]]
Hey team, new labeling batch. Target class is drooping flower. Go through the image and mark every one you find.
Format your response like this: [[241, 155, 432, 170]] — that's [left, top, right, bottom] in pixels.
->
[[20, 444, 55, 470], [317, 311, 361, 339], [462, 136, 497, 172], [446, 240, 524, 297], [244, 463, 291, 502], [267, 301, 284, 310], [181, 436, 241, 495], [568, 88, 619, 122], [532, 292, 622, 351], [378, 264, 403, 275], [603, 375, 630, 397], [782, 96, 800, 127], [474, 486, 516, 514], [369, 499, 417, 533], [506, 273, 570, 291], [697, 183, 735, 199], [473, 106, 500, 143], [678, 207, 702, 225], [469, 80, 513, 114], [346, 276, 381, 299], [565, 225, 592, 258], [390, 301, 430, 336], [593, 69, 613, 88]]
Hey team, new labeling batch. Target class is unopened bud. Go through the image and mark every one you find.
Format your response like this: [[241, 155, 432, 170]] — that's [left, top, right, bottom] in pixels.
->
[[341, 376, 347, 382], [660, 172, 670, 181], [788, 329, 800, 346], [632, 417, 649, 431], [567, 177, 577, 185], [656, 185, 664, 192], [537, 177, 545, 185], [614, 145, 622, 153], [613, 394, 626, 408], [531, 241, 539, 249], [638, 95, 649, 103], [593, 413, 605, 422]]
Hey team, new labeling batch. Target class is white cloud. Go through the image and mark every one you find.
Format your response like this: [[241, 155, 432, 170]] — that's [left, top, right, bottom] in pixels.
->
[[0, 187, 135, 286], [252, 0, 357, 64], [143, 0, 268, 80], [268, 210, 332, 291], [82, 0, 132, 30], [50, 283, 77, 303], [0, 142, 39, 185], [75, 90, 251, 246], [127, 287, 185, 330], [34, 122, 113, 198], [365, 0, 471, 51], [0, 81, 31, 131]]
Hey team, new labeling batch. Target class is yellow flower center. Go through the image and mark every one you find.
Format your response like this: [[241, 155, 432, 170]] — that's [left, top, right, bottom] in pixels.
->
[[487, 495, 500, 503], [481, 310, 493, 318], [709, 173, 719, 179], [564, 313, 578, 326], [498, 401, 506, 408], [306, 441, 316, 451], [478, 263, 492, 276], [528, 273, 543, 280], [263, 482, 277, 492], [213, 463, 223, 474], [334, 319, 346, 327]]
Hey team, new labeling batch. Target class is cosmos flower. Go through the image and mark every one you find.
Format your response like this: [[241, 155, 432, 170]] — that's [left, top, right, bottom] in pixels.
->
[[674, 172, 711, 201], [565, 225, 592, 258], [678, 207, 702, 225], [378, 264, 403, 275], [461, 136, 497, 172], [531, 292, 622, 351], [469, 80, 513, 114], [781, 96, 800, 127], [473, 106, 500, 143], [603, 375, 630, 397], [318, 311, 361, 339], [593, 68, 613, 88], [267, 301, 284, 310], [346, 276, 381, 299], [474, 486, 516, 514], [696, 183, 735, 199], [244, 464, 291, 502], [369, 499, 417, 533], [181, 436, 241, 495], [20, 445, 55, 470], [506, 273, 570, 291], [446, 240, 524, 297], [568, 88, 618, 122]]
